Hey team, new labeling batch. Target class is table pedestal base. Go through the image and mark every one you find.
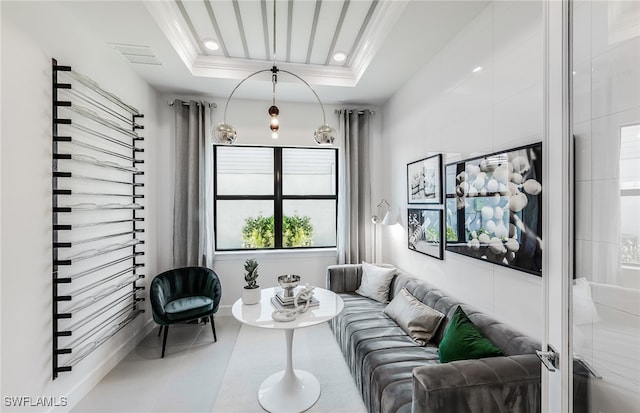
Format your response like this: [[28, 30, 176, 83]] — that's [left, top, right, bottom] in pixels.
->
[[258, 369, 320, 413]]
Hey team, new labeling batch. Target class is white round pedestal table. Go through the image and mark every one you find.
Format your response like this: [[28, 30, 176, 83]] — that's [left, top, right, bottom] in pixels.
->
[[231, 287, 344, 413]]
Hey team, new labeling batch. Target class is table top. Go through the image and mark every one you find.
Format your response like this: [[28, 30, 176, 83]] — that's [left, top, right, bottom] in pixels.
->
[[232, 287, 344, 330]]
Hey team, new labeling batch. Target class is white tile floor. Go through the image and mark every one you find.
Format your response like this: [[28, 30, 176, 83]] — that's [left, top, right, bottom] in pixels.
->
[[71, 316, 241, 413]]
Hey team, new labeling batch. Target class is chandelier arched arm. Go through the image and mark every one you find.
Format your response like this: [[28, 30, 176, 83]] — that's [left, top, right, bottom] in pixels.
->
[[222, 68, 328, 126], [222, 68, 272, 121], [279, 69, 327, 125]]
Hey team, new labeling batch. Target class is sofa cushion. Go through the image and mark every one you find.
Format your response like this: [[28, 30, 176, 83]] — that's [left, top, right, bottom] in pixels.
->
[[331, 293, 387, 355], [438, 306, 503, 363], [355, 261, 396, 303], [361, 345, 438, 409], [384, 288, 445, 345]]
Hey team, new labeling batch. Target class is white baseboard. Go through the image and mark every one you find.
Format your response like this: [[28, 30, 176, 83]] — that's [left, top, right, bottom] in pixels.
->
[[216, 305, 232, 317], [54, 317, 156, 413]]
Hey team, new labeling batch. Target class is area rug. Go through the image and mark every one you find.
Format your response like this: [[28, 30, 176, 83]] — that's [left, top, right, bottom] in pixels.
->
[[212, 322, 366, 413]]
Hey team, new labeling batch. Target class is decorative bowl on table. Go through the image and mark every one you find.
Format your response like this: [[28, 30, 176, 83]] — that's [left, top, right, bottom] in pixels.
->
[[277, 274, 301, 298]]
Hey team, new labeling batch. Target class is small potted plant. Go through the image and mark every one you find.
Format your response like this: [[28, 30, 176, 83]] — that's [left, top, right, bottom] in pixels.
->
[[242, 258, 261, 305]]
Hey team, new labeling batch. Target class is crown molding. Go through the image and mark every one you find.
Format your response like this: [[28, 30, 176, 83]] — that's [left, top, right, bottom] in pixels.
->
[[144, 1, 199, 70], [349, 1, 409, 84]]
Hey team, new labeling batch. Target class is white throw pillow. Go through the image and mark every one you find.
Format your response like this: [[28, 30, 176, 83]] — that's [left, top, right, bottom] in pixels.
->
[[384, 288, 445, 346], [355, 261, 396, 303]]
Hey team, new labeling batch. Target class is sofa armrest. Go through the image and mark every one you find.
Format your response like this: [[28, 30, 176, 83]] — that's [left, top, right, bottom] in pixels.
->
[[412, 354, 541, 413], [326, 264, 362, 293]]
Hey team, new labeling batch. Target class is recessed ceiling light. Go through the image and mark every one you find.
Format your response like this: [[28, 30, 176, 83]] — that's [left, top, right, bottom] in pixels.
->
[[333, 52, 347, 62], [203, 38, 219, 51], [472, 66, 483, 73]]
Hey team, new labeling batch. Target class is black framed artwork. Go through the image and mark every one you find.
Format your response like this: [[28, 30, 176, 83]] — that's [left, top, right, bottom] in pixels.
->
[[408, 208, 444, 260], [444, 143, 542, 276], [407, 154, 442, 204]]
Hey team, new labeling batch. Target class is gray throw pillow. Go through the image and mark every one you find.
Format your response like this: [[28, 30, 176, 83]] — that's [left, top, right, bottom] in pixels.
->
[[384, 288, 445, 346]]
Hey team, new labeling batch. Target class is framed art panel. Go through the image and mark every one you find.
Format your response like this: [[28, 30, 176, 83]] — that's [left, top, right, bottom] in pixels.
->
[[445, 142, 542, 276], [407, 154, 442, 204], [408, 208, 443, 260]]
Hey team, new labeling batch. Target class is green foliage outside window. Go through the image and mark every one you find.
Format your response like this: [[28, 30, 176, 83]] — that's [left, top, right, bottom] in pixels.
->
[[282, 214, 314, 247], [242, 214, 275, 248], [446, 226, 458, 242], [242, 213, 314, 248], [622, 238, 640, 266]]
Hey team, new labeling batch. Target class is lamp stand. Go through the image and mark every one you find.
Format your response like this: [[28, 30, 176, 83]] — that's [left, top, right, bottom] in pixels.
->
[[373, 221, 378, 263]]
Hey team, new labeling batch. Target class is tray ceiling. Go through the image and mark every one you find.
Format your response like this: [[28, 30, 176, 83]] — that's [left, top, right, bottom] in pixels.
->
[[145, 0, 408, 87]]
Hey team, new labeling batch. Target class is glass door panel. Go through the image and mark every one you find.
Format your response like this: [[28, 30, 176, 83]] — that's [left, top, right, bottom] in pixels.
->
[[571, 1, 640, 411]]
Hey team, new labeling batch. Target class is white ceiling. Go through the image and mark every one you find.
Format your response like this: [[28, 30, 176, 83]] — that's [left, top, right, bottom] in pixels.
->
[[65, 0, 488, 105]]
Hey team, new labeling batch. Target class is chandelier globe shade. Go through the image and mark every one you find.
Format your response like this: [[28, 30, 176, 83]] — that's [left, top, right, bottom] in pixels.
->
[[213, 122, 237, 144], [314, 123, 336, 145]]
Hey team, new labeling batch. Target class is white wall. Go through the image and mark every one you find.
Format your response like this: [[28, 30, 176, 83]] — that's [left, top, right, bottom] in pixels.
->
[[156, 96, 381, 312], [1, 2, 159, 411], [380, 1, 544, 340]]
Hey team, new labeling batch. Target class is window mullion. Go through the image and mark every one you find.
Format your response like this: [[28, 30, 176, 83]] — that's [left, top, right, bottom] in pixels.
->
[[274, 148, 283, 249]]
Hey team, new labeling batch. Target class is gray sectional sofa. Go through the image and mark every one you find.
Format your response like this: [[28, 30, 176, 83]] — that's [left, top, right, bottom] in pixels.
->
[[327, 263, 542, 413]]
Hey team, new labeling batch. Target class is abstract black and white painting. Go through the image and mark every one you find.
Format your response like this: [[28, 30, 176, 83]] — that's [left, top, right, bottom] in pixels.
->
[[445, 143, 542, 276], [407, 154, 442, 204]]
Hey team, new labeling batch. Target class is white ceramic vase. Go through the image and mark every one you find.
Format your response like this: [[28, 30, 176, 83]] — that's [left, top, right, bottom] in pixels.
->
[[242, 287, 261, 305]]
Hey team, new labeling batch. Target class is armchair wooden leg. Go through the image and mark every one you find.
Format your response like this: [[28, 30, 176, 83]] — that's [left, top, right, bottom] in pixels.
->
[[209, 315, 217, 342], [161, 325, 169, 358], [157, 325, 163, 337]]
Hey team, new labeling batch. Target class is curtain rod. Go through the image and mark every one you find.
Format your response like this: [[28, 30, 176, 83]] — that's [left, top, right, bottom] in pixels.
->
[[334, 109, 375, 116], [167, 99, 217, 108]]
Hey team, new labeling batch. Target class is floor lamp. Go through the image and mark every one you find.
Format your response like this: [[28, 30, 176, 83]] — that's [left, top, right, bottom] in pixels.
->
[[371, 199, 397, 263]]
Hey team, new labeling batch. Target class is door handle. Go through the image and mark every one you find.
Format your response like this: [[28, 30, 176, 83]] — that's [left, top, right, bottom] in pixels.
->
[[537, 345, 559, 372]]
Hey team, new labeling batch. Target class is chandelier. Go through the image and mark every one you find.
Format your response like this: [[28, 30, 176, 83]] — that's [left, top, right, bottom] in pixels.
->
[[213, 0, 336, 146]]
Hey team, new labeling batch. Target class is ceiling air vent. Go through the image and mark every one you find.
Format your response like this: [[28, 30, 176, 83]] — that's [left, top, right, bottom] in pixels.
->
[[110, 43, 162, 66]]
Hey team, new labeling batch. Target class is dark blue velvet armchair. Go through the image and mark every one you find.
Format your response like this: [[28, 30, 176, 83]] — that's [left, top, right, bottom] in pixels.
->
[[150, 267, 222, 358]]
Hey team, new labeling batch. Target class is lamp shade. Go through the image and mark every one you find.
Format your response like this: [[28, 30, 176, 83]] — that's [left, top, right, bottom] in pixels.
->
[[381, 210, 397, 225]]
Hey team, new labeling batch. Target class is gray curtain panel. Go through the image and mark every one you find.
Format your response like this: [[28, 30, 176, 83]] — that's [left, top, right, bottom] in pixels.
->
[[173, 100, 206, 267], [338, 109, 373, 264]]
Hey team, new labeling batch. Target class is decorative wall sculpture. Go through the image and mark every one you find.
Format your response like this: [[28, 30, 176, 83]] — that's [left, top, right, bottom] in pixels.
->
[[445, 143, 542, 276], [52, 59, 145, 378]]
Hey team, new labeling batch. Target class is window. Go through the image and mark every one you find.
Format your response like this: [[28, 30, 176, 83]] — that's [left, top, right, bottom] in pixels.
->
[[214, 146, 338, 251], [620, 124, 640, 267]]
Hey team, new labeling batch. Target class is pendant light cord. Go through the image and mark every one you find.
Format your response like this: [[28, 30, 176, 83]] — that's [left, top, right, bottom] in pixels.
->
[[273, 0, 277, 66], [272, 0, 277, 107]]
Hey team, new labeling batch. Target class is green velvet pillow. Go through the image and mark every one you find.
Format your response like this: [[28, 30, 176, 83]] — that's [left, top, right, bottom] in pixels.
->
[[438, 306, 503, 363]]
